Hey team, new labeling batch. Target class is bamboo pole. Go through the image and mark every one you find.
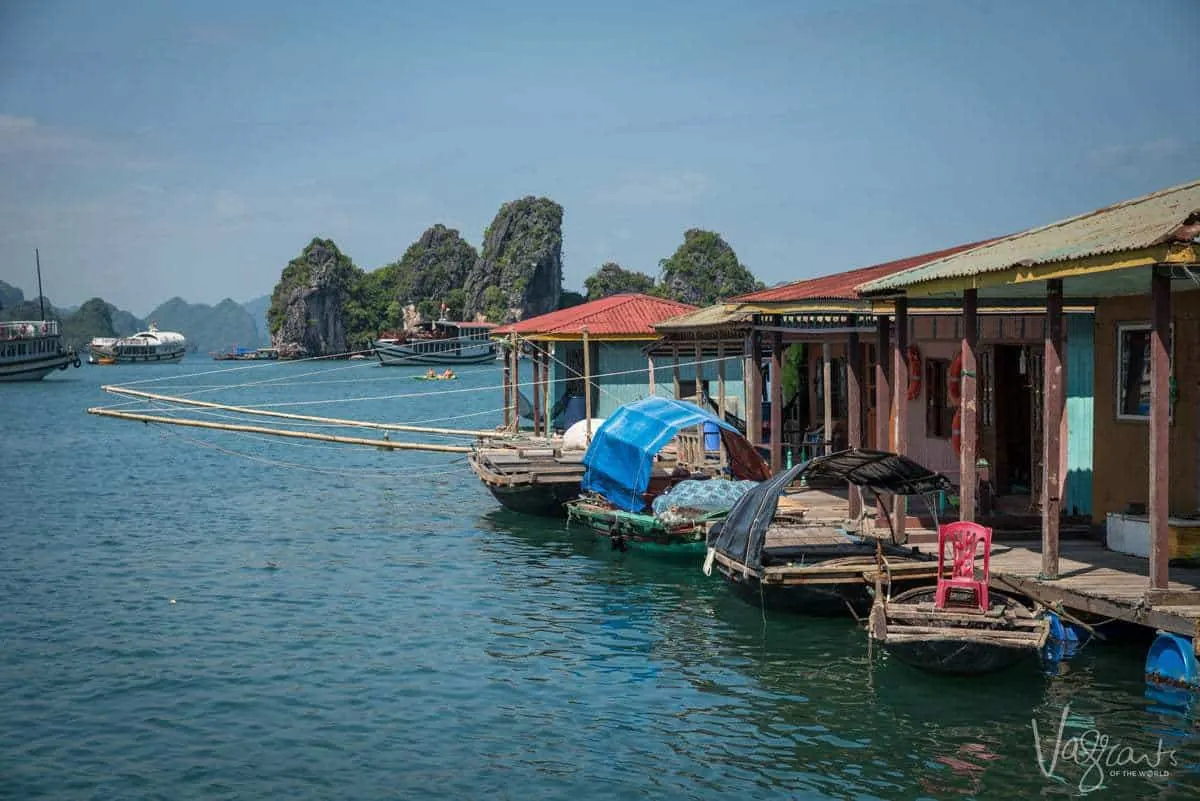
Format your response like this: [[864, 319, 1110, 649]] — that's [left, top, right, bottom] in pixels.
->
[[87, 408, 473, 452], [582, 327, 593, 443], [100, 386, 494, 436]]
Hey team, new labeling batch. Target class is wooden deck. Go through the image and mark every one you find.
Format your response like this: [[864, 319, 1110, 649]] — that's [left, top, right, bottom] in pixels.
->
[[989, 540, 1200, 641]]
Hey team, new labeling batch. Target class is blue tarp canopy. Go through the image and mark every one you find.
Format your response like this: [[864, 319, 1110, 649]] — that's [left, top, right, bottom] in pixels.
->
[[580, 397, 769, 513]]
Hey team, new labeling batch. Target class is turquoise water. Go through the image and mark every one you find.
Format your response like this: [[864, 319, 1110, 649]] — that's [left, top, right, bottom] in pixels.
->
[[3, 360, 1199, 799]]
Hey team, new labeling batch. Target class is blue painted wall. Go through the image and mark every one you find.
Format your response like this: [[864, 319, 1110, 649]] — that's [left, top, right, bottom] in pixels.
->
[[1065, 313, 1095, 516]]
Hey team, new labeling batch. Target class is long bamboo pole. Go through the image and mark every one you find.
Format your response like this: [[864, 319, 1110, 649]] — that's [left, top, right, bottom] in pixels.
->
[[100, 386, 494, 437], [86, 408, 473, 452]]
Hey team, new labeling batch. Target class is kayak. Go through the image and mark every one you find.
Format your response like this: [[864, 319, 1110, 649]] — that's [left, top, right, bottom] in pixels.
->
[[413, 375, 458, 381]]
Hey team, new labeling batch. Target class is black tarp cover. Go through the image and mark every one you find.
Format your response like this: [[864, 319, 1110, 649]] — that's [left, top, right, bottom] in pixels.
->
[[707, 449, 953, 570]]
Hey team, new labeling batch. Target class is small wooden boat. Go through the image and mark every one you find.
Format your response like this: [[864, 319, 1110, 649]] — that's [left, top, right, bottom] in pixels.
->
[[563, 397, 771, 552], [469, 438, 589, 517], [868, 586, 1049, 675], [706, 449, 954, 616]]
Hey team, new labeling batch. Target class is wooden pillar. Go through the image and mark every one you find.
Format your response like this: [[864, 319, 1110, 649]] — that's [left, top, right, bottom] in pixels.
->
[[694, 341, 703, 405], [746, 333, 763, 446], [647, 353, 656, 397], [672, 346, 681, 399], [1149, 268, 1172, 592], [875, 314, 892, 526], [582, 327, 592, 443], [510, 334, 520, 433], [960, 289, 979, 523], [892, 297, 909, 542], [532, 345, 542, 436], [502, 343, 512, 430], [822, 341, 833, 456], [770, 332, 784, 473], [1042, 280, 1064, 579], [541, 349, 551, 433], [717, 342, 726, 418], [847, 329, 863, 519]]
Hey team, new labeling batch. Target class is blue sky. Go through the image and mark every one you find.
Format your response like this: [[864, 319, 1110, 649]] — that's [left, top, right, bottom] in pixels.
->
[[0, 0, 1197, 315]]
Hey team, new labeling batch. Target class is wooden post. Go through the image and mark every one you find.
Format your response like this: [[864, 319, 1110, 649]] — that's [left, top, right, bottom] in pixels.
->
[[892, 297, 909, 542], [961, 289, 979, 523], [647, 353, 656, 397], [847, 330, 862, 519], [502, 342, 512, 430], [1149, 268, 1172, 593], [672, 346, 681, 399], [822, 341, 833, 457], [1042, 280, 1064, 579], [875, 315, 891, 526], [747, 333, 763, 446], [694, 340, 703, 405], [532, 344, 542, 436], [770, 332, 784, 473], [717, 342, 726, 418], [582, 327, 593, 443], [510, 334, 520, 433], [540, 349, 550, 433]]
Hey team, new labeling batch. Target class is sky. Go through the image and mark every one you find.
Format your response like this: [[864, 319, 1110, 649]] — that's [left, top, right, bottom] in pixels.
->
[[0, 0, 1197, 316]]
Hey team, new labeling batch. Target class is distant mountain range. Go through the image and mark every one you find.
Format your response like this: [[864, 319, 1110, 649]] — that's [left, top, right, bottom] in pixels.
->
[[0, 279, 271, 356]]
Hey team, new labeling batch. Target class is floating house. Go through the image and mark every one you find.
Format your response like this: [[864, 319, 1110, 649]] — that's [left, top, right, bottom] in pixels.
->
[[490, 293, 704, 433], [855, 178, 1200, 678]]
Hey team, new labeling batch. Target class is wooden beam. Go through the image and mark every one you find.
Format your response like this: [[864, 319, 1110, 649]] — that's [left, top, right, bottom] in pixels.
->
[[875, 315, 891, 523], [647, 353, 656, 397], [960, 288, 978, 522], [1149, 267, 1172, 592], [502, 343, 512, 430], [847, 330, 862, 519], [822, 341, 833, 457], [672, 345, 681, 400], [892, 298, 909, 542], [770, 332, 784, 473], [717, 342, 727, 419], [747, 333, 763, 447], [541, 349, 551, 434], [694, 340, 703, 405], [510, 333, 521, 433], [1042, 280, 1064, 579]]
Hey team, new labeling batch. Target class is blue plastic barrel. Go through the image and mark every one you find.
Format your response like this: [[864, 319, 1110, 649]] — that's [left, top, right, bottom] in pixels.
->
[[702, 421, 721, 451], [1146, 632, 1200, 689], [562, 395, 586, 430]]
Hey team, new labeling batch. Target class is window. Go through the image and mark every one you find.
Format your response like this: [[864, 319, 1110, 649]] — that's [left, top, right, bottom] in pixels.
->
[[925, 358, 953, 438], [1117, 323, 1174, 421]]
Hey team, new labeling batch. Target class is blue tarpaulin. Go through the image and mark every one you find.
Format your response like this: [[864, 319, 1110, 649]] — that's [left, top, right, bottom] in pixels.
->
[[580, 397, 768, 513]]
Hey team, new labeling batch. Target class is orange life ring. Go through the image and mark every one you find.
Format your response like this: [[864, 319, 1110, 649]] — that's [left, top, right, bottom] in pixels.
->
[[951, 407, 962, 457], [948, 351, 962, 405], [905, 345, 922, 400]]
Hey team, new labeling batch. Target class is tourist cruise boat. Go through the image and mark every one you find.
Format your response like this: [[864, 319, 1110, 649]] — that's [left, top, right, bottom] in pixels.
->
[[90, 323, 187, 364], [0, 320, 82, 381], [373, 319, 497, 366]]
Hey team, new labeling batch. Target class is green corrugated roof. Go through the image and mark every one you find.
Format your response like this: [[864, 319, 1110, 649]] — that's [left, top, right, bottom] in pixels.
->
[[858, 179, 1200, 294]]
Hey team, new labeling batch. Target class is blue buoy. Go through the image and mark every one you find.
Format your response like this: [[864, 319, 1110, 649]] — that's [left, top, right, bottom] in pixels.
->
[[702, 421, 721, 451], [1040, 611, 1086, 672], [1146, 632, 1200, 689]]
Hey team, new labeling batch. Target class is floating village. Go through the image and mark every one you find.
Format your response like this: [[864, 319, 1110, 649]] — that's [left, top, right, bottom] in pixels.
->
[[48, 176, 1195, 701]]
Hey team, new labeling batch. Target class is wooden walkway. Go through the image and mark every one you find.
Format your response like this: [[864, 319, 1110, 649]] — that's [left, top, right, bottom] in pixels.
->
[[989, 540, 1200, 640]]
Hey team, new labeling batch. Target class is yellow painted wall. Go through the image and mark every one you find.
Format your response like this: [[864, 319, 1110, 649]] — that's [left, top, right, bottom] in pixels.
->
[[1092, 289, 1200, 524]]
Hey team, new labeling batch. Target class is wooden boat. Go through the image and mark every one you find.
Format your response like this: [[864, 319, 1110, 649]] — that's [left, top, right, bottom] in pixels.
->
[[705, 449, 953, 616], [373, 320, 497, 366], [868, 586, 1049, 675], [562, 397, 771, 551], [469, 438, 589, 517]]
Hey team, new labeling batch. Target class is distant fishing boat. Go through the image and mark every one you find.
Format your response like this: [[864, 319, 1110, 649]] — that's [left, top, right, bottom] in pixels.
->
[[373, 319, 498, 366], [211, 346, 279, 361], [0, 250, 82, 381], [90, 323, 186, 364]]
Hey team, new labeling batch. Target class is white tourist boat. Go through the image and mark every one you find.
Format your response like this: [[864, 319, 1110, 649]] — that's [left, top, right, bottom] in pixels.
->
[[0, 319, 82, 381], [373, 319, 498, 366], [90, 323, 187, 364]]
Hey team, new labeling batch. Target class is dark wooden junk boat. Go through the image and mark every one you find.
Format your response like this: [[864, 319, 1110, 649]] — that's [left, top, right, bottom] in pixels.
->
[[705, 449, 953, 616]]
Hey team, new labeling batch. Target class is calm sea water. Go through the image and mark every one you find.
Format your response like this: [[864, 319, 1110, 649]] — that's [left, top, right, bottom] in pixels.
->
[[2, 359, 1199, 800]]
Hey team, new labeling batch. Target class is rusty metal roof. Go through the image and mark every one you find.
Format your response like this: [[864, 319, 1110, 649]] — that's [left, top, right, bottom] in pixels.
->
[[859, 179, 1200, 294], [491, 293, 696, 338]]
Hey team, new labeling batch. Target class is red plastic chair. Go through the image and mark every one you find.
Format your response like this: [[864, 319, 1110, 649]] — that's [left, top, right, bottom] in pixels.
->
[[935, 521, 993, 612]]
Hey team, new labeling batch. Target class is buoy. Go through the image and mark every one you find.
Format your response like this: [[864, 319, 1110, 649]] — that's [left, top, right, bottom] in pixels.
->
[[948, 351, 962, 405], [169, 598, 177, 604], [1040, 611, 1085, 672], [1146, 632, 1199, 688]]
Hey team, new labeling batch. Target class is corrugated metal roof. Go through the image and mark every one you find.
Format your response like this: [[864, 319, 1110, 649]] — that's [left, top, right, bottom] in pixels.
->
[[733, 240, 997, 303], [652, 303, 755, 331], [859, 179, 1200, 294], [491, 293, 696, 338]]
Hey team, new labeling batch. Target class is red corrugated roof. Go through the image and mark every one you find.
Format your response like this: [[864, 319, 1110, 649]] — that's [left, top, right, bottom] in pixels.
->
[[733, 239, 999, 303], [492, 293, 697, 337]]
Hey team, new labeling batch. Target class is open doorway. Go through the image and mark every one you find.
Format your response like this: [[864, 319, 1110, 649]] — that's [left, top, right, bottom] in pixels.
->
[[992, 345, 1033, 497]]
